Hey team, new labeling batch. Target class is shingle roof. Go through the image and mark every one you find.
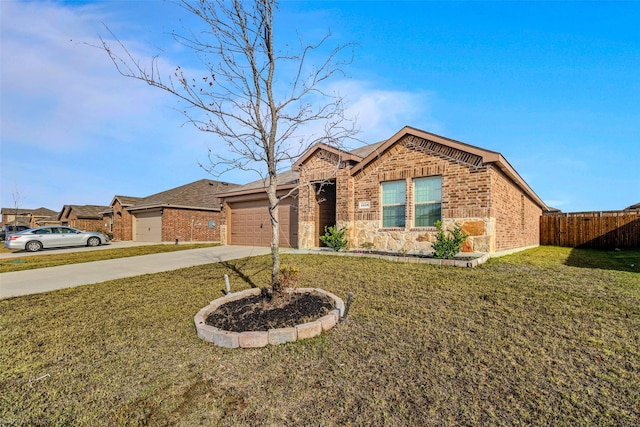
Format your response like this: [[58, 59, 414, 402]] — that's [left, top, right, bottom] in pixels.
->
[[347, 140, 387, 158], [114, 196, 145, 206], [1, 207, 51, 215], [128, 179, 242, 210], [60, 205, 110, 220], [1, 207, 57, 218], [31, 207, 58, 217], [625, 202, 640, 210], [215, 170, 300, 197]]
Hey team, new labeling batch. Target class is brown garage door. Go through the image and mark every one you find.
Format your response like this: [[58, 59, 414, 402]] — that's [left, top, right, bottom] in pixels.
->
[[229, 198, 298, 248]]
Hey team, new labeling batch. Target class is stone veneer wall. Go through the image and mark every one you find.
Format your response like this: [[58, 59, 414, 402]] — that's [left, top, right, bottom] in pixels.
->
[[349, 217, 495, 253]]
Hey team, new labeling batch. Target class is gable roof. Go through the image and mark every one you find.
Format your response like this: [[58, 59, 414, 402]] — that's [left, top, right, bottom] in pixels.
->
[[58, 205, 109, 220], [349, 126, 548, 210], [125, 179, 242, 211], [112, 195, 145, 207], [31, 207, 58, 217], [1, 207, 56, 216]]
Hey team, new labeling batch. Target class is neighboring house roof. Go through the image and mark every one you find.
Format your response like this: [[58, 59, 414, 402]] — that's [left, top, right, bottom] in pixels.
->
[[1, 207, 55, 216], [114, 195, 145, 206], [100, 196, 145, 215], [625, 202, 640, 210], [0, 208, 31, 216], [123, 179, 242, 212], [31, 207, 58, 217], [58, 205, 110, 220], [1, 207, 58, 225]]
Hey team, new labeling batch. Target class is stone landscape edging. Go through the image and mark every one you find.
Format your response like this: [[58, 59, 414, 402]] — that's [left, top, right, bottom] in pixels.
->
[[311, 249, 490, 268], [195, 287, 345, 349]]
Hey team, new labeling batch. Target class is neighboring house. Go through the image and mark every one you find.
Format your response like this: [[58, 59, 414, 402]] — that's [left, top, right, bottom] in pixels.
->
[[624, 202, 640, 211], [218, 126, 550, 254], [102, 179, 241, 243], [101, 196, 144, 241], [58, 205, 110, 232], [1, 207, 58, 227]]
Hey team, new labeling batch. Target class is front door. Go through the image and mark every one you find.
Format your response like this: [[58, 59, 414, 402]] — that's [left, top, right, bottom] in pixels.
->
[[315, 181, 336, 247]]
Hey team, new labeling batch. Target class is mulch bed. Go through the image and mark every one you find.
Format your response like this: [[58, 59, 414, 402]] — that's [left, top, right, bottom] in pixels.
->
[[205, 291, 335, 332]]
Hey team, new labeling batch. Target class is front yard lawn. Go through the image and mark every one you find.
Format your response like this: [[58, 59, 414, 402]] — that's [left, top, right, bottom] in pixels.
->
[[0, 246, 638, 425]]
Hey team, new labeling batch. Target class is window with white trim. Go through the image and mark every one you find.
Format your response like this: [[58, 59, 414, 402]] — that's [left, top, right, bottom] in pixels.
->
[[381, 180, 406, 228], [414, 176, 442, 227]]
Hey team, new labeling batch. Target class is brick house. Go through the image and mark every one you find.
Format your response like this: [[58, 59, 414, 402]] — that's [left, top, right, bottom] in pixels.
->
[[1, 207, 58, 227], [219, 126, 549, 254], [102, 179, 241, 243], [58, 205, 110, 232]]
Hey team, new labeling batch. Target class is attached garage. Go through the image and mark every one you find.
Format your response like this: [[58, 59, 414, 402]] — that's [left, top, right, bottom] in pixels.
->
[[134, 210, 162, 242], [227, 197, 298, 248]]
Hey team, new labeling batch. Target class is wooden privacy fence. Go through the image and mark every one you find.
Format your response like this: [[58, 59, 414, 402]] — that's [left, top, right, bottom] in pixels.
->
[[540, 211, 640, 249]]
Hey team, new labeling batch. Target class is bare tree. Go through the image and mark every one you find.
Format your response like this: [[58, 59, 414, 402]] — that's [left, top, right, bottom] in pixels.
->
[[99, 0, 356, 293], [11, 187, 21, 227]]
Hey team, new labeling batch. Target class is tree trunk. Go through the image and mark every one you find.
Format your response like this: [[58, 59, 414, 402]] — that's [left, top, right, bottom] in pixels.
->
[[268, 175, 281, 293]]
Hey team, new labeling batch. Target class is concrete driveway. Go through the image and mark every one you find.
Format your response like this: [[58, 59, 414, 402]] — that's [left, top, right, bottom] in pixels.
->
[[0, 245, 273, 300]]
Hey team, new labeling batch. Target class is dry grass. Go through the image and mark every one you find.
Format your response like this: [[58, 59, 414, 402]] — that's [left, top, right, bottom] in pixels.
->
[[1, 246, 638, 426], [0, 244, 219, 273]]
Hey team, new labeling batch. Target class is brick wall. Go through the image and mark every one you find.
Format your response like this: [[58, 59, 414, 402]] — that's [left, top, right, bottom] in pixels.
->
[[110, 200, 134, 241], [161, 208, 222, 242], [352, 136, 492, 223], [489, 167, 541, 251], [61, 211, 105, 232], [297, 150, 352, 247]]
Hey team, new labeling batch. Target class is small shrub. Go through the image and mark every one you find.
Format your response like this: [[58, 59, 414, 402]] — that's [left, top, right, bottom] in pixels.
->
[[278, 265, 300, 289], [432, 220, 469, 259], [319, 225, 348, 252]]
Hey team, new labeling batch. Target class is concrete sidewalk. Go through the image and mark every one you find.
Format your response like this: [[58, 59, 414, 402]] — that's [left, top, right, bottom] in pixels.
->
[[0, 245, 273, 299]]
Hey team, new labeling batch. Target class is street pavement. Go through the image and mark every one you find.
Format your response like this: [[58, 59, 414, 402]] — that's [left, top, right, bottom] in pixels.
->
[[0, 245, 274, 299]]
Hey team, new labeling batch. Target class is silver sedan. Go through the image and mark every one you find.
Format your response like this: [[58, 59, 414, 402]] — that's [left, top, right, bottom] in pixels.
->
[[4, 226, 110, 252]]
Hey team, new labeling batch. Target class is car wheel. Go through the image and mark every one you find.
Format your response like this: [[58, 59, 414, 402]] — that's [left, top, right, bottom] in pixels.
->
[[87, 237, 100, 247], [26, 241, 43, 252]]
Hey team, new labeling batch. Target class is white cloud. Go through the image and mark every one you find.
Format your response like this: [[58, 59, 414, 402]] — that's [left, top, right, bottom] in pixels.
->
[[0, 0, 443, 210], [0, 0, 180, 151], [340, 81, 441, 144]]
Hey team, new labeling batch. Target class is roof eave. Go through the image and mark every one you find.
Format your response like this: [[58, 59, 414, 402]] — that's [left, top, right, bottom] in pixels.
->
[[492, 155, 549, 211], [217, 182, 298, 199], [126, 203, 221, 212]]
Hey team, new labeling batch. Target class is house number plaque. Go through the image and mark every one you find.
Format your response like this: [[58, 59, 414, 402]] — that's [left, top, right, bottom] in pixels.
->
[[358, 201, 371, 209]]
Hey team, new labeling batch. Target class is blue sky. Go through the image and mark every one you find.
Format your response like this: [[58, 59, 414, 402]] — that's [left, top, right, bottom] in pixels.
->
[[1, 0, 639, 214]]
